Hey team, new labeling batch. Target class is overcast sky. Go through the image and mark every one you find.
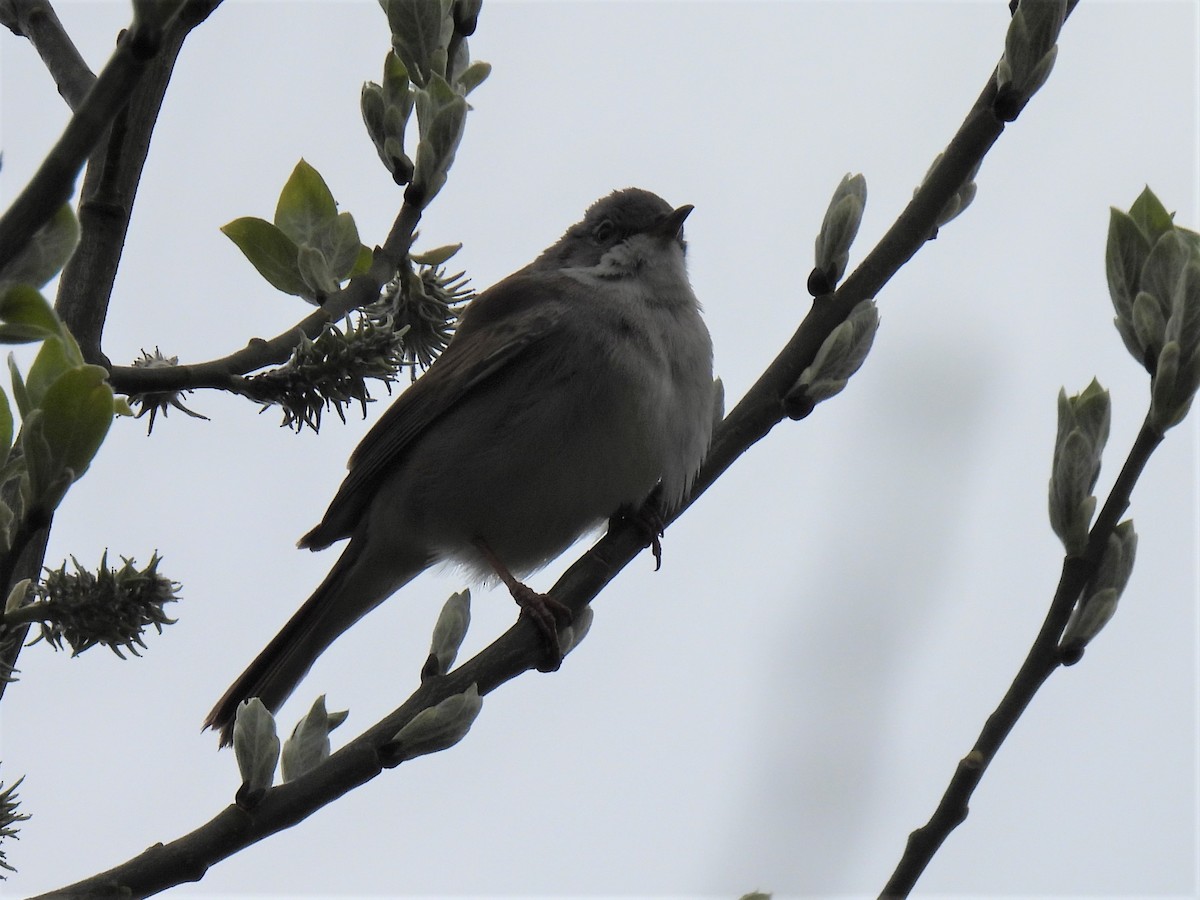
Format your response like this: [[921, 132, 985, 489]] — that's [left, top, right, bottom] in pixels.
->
[[1, 2, 1198, 898]]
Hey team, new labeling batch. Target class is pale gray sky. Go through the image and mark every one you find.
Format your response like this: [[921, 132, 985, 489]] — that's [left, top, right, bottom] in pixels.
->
[[1, 2, 1197, 897]]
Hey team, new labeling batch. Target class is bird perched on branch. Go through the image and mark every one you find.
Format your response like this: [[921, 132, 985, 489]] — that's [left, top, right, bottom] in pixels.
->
[[205, 188, 714, 745]]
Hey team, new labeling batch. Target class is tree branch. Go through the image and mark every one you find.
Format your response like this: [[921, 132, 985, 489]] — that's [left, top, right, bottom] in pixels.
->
[[53, 0, 225, 365], [0, 19, 153, 276], [0, 0, 224, 702], [0, 0, 95, 109], [104, 199, 424, 397], [34, 6, 1066, 893], [879, 419, 1165, 898]]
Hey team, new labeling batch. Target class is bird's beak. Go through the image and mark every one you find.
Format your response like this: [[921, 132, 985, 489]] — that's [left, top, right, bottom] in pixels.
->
[[650, 204, 694, 241]]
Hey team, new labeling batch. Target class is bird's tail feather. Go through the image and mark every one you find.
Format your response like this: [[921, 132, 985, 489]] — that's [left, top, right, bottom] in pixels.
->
[[204, 538, 424, 746]]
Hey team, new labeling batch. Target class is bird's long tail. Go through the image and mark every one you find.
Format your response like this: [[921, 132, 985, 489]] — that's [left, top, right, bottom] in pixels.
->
[[203, 537, 425, 746]]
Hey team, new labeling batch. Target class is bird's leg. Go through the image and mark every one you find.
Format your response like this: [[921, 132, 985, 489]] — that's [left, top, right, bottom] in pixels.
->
[[474, 538, 572, 672]]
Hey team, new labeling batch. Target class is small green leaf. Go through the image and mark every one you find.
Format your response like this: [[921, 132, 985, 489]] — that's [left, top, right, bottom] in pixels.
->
[[1106, 207, 1152, 317], [456, 59, 490, 94], [426, 589, 470, 677], [274, 159, 339, 248], [221, 217, 310, 299], [361, 81, 386, 146], [1128, 186, 1175, 243], [281, 695, 332, 783], [1142, 231, 1191, 315], [388, 683, 482, 762], [297, 246, 338, 297], [0, 285, 64, 343], [382, 51, 414, 107], [351, 245, 374, 278], [233, 698, 280, 808], [39, 364, 115, 480], [20, 409, 66, 510], [387, 0, 454, 87], [0, 204, 80, 292], [8, 354, 30, 418], [411, 243, 462, 266], [0, 389, 13, 470], [26, 336, 77, 410], [410, 83, 467, 204], [325, 212, 364, 282]]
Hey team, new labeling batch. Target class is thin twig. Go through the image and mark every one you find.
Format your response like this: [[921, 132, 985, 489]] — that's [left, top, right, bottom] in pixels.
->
[[879, 419, 1164, 897], [0, 30, 149, 275], [54, 0, 225, 364], [0, 0, 96, 108], [104, 199, 425, 396]]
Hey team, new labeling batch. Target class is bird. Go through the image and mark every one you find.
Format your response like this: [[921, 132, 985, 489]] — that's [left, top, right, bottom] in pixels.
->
[[204, 187, 715, 745]]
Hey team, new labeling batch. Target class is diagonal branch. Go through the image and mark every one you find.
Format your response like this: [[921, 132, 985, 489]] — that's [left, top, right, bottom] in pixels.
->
[[33, 7, 1064, 895], [0, 0, 95, 109], [53, 0, 225, 364], [878, 419, 1165, 898], [0, 17, 156, 276]]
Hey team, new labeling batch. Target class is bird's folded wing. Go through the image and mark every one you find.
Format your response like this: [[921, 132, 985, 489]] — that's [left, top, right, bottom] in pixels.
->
[[298, 273, 570, 549]]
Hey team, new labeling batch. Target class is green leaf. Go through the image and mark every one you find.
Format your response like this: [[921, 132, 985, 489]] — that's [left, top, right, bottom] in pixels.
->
[[361, 81, 387, 148], [281, 695, 332, 783], [1169, 261, 1200, 360], [350, 245, 374, 278], [0, 285, 65, 344], [382, 51, 413, 108], [0, 204, 80, 292], [233, 698, 280, 807], [0, 389, 13, 470], [325, 212, 364, 281], [426, 589, 470, 676], [221, 217, 310, 299], [411, 243, 462, 266], [1128, 186, 1175, 243], [1142, 231, 1190, 313], [388, 683, 482, 762], [39, 365, 114, 477], [274, 159, 339, 248], [387, 0, 453, 86], [26, 337, 77, 410], [411, 81, 467, 204], [456, 59, 490, 95], [7, 354, 30, 418], [297, 246, 338, 296], [1106, 208, 1151, 317]]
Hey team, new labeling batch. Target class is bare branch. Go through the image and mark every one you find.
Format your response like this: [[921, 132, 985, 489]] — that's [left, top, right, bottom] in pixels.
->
[[0, 0, 96, 109]]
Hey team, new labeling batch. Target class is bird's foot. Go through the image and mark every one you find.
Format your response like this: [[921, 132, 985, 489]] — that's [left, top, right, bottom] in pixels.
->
[[475, 538, 573, 672], [509, 581, 573, 672], [614, 503, 665, 571]]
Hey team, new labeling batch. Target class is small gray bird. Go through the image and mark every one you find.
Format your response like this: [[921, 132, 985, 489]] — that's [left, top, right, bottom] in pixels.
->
[[205, 188, 714, 744]]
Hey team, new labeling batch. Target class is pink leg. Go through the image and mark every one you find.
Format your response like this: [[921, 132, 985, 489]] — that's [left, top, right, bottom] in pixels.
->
[[474, 539, 573, 672]]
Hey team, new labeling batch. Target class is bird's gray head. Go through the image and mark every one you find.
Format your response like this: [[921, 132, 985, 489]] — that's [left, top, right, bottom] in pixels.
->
[[531, 188, 693, 275]]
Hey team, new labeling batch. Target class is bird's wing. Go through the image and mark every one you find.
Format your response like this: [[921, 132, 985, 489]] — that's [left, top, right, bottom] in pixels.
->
[[298, 271, 570, 549]]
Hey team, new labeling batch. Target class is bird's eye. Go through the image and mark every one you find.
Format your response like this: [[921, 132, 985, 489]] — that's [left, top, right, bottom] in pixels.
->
[[592, 220, 617, 244]]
